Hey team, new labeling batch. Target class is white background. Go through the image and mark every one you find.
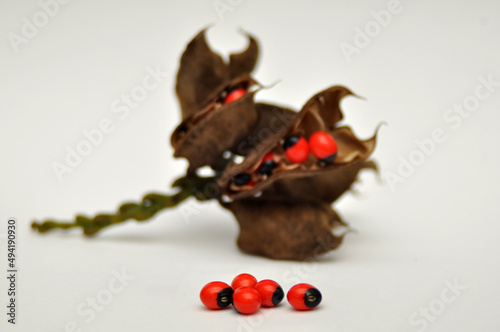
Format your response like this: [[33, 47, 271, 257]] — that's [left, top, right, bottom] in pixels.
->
[[1, 0, 500, 331]]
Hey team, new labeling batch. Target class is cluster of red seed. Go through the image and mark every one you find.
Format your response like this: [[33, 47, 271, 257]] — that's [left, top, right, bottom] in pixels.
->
[[200, 273, 322, 315], [284, 131, 338, 164], [232, 131, 339, 187]]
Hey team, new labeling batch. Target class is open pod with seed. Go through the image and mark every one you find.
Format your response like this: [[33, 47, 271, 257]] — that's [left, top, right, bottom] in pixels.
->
[[171, 29, 261, 172], [218, 86, 378, 200], [31, 28, 381, 262], [218, 86, 379, 259]]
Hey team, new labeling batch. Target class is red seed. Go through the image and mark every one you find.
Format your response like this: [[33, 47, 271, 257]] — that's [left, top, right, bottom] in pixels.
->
[[287, 283, 322, 310], [254, 280, 284, 307], [309, 131, 338, 162], [224, 88, 246, 104], [262, 152, 274, 162], [200, 281, 233, 310], [231, 273, 258, 290], [283, 135, 309, 163], [232, 287, 262, 314]]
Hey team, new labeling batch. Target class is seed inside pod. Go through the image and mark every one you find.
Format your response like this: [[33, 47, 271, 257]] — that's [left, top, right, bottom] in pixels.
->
[[224, 88, 246, 104], [283, 135, 309, 164], [309, 131, 338, 163], [171, 77, 255, 141], [258, 153, 277, 176], [219, 86, 379, 200], [232, 173, 253, 186]]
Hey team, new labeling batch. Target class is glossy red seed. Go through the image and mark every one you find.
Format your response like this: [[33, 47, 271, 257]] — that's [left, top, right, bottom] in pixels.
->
[[262, 152, 274, 162], [224, 88, 246, 104], [283, 136, 309, 163], [287, 283, 322, 310], [232, 287, 262, 314], [254, 280, 284, 307], [231, 273, 258, 290], [200, 281, 233, 310], [309, 131, 338, 161]]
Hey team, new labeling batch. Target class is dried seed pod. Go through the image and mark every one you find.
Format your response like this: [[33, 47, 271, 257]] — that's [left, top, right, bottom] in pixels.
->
[[222, 196, 345, 260], [171, 29, 261, 172], [265, 160, 377, 204], [257, 153, 277, 176], [218, 86, 379, 200], [32, 29, 382, 262], [175, 28, 258, 120], [171, 86, 259, 172], [231, 103, 297, 156]]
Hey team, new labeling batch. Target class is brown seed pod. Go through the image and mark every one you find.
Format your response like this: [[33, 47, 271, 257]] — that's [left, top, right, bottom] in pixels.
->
[[217, 86, 379, 200], [31, 29, 381, 262], [175, 28, 259, 119], [263, 160, 377, 204], [214, 86, 379, 260], [222, 195, 345, 260], [171, 29, 260, 172]]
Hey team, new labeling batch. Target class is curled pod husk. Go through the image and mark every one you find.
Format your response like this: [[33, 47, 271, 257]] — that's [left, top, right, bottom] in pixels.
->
[[264, 160, 377, 204], [222, 195, 345, 260], [31, 29, 381, 262], [171, 29, 260, 172], [171, 85, 259, 172], [217, 86, 379, 260], [217, 86, 379, 201]]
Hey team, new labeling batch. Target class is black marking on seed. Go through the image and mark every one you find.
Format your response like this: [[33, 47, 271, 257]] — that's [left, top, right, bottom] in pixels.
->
[[258, 160, 277, 176], [271, 286, 284, 306], [303, 288, 322, 308], [233, 173, 252, 186], [320, 153, 337, 164], [216, 287, 234, 308], [283, 135, 300, 150], [225, 86, 237, 94]]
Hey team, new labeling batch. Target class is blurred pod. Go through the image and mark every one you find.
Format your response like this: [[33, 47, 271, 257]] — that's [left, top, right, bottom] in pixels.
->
[[171, 29, 260, 172], [222, 195, 345, 260], [218, 86, 379, 201]]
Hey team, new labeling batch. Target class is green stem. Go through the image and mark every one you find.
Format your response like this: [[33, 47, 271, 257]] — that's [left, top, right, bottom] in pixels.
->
[[31, 174, 218, 236]]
